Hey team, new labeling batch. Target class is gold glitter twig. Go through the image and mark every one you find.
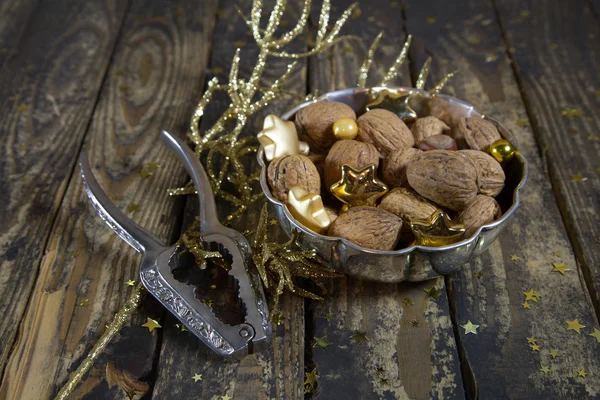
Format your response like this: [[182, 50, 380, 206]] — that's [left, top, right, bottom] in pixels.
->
[[358, 31, 383, 88]]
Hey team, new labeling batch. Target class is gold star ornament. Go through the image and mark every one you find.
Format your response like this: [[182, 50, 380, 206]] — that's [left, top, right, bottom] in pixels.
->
[[258, 114, 309, 161], [552, 262, 571, 275], [142, 318, 161, 332], [366, 88, 418, 122], [192, 373, 203, 382], [286, 186, 331, 234], [411, 210, 466, 247], [461, 320, 480, 335], [566, 319, 585, 334], [330, 164, 388, 207]]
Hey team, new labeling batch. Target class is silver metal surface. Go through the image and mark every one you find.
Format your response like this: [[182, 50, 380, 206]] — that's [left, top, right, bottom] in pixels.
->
[[258, 86, 528, 283], [80, 131, 271, 356]]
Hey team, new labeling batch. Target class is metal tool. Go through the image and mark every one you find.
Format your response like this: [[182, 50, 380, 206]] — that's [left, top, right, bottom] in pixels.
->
[[79, 130, 271, 356]]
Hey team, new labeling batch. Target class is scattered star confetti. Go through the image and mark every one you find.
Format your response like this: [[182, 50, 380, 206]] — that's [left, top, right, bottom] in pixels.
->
[[553, 251, 561, 257], [516, 119, 529, 127], [126, 280, 136, 286], [549, 349, 559, 358], [324, 313, 333, 321], [530, 343, 540, 352], [485, 53, 498, 62], [474, 271, 483, 279], [379, 378, 390, 387], [426, 17, 436, 24], [220, 394, 232, 400], [552, 262, 571, 275], [139, 162, 160, 178], [402, 297, 414, 306], [510, 254, 521, 262], [522, 302, 531, 309], [175, 323, 188, 332], [127, 203, 140, 212], [566, 319, 585, 334], [79, 298, 90, 307], [142, 318, 161, 332], [461, 320, 479, 335], [203, 299, 214, 307], [376, 367, 385, 375], [411, 320, 420, 327], [523, 289, 539, 302], [424, 286, 443, 300], [588, 135, 600, 142], [304, 368, 318, 390], [571, 174, 587, 183], [561, 108, 583, 118], [540, 366, 551, 374], [271, 313, 284, 326], [467, 35, 480, 44], [520, 10, 530, 17], [192, 373, 203, 382], [16, 104, 28, 112], [350, 330, 369, 344], [588, 328, 600, 343], [313, 335, 332, 350], [578, 369, 587, 378], [527, 337, 537, 344]]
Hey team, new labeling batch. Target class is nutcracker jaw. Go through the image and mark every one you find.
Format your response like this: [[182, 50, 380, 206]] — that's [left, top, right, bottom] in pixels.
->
[[79, 130, 271, 356]]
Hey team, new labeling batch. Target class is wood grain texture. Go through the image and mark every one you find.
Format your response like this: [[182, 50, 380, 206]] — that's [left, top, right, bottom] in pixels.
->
[[151, 0, 307, 398], [0, 0, 41, 70], [0, 0, 219, 398], [494, 0, 600, 321], [0, 0, 130, 381], [308, 1, 464, 399], [404, 0, 600, 398]]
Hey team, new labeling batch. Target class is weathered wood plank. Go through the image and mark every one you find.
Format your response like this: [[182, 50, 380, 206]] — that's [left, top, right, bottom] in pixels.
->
[[0, 0, 41, 70], [495, 0, 600, 320], [0, 0, 130, 381], [404, 0, 600, 398], [308, 2, 465, 399], [0, 0, 220, 398], [151, 0, 308, 399]]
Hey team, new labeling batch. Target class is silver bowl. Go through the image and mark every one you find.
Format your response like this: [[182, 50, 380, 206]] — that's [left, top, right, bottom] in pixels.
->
[[258, 87, 528, 283]]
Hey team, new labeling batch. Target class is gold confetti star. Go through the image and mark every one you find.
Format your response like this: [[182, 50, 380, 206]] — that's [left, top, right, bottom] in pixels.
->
[[366, 88, 418, 122], [126, 280, 136, 286], [175, 323, 188, 332], [552, 262, 571, 275], [461, 320, 479, 335], [350, 330, 368, 344], [192, 373, 203, 382], [510, 254, 521, 262], [304, 368, 318, 389], [79, 298, 90, 307], [553, 250, 561, 257], [523, 289, 539, 302], [516, 119, 529, 127], [520, 10, 530, 17], [220, 394, 232, 400], [424, 286, 443, 300], [411, 320, 420, 327], [271, 313, 284, 326], [588, 328, 600, 343], [313, 335, 332, 350], [566, 319, 585, 334], [578, 369, 587, 378], [376, 367, 385, 375], [561, 108, 583, 118], [142, 318, 161, 332], [522, 302, 531, 309], [379, 378, 390, 387], [571, 174, 587, 183], [549, 349, 559, 358], [426, 17, 436, 24], [324, 313, 333, 321], [530, 343, 540, 352], [474, 271, 483, 279], [330, 164, 389, 208], [127, 203, 140, 212], [527, 336, 537, 344], [403, 298, 414, 306], [540, 366, 551, 374], [16, 104, 28, 112]]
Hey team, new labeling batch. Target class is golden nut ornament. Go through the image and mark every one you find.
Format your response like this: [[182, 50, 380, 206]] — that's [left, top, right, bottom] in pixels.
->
[[286, 186, 331, 234], [489, 138, 516, 163], [410, 209, 466, 247], [330, 164, 388, 208], [258, 114, 310, 161], [333, 117, 359, 140], [366, 88, 418, 123]]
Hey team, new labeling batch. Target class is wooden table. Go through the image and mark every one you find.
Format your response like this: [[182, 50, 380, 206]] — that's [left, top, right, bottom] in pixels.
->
[[1, 0, 599, 398]]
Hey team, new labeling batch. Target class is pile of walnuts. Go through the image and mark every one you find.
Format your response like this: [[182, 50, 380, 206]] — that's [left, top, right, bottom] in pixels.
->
[[267, 101, 506, 251]]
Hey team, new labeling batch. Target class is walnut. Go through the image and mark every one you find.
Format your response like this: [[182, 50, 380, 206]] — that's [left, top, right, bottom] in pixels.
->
[[267, 155, 321, 202], [418, 134, 457, 151], [457, 195, 501, 236], [324, 206, 339, 224], [459, 116, 502, 151], [379, 188, 438, 224], [460, 150, 505, 196], [356, 109, 414, 156], [294, 102, 356, 153], [381, 147, 422, 188], [411, 116, 451, 144], [406, 150, 478, 211], [328, 206, 402, 250], [324, 140, 380, 188]]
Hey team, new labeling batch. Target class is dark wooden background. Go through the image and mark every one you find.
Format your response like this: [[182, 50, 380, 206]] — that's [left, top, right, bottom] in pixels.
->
[[0, 0, 599, 399]]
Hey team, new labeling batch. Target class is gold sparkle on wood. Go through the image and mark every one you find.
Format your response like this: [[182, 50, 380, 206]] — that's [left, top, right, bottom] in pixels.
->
[[527, 337, 537, 344], [220, 394, 232, 400], [324, 313, 333, 321], [510, 254, 521, 262], [549, 349, 559, 358], [175, 323, 188, 332], [16, 104, 28, 112], [571, 173, 587, 183], [313, 335, 332, 350], [530, 343, 540, 352], [126, 280, 136, 286], [566, 319, 585, 334], [561, 108, 583, 118], [142, 318, 161, 332], [127, 203, 140, 213], [553, 250, 561, 257], [578, 369, 587, 378], [474, 271, 483, 279], [403, 297, 414, 306]]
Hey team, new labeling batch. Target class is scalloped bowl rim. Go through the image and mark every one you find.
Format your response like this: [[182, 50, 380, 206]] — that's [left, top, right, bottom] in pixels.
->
[[258, 86, 529, 256]]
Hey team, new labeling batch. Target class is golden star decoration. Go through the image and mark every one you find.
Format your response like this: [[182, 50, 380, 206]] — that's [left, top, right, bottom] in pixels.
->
[[510, 254, 521, 262], [192, 373, 203, 382], [522, 302, 531, 309], [527, 336, 537, 344], [549, 349, 559, 358], [304, 368, 319, 389], [366, 88, 418, 122], [220, 394, 232, 400], [523, 289, 539, 303], [571, 173, 587, 183], [324, 313, 333, 321], [126, 280, 136, 286], [175, 323, 188, 332], [589, 328, 600, 343], [313, 335, 332, 350], [424, 286, 443, 300], [330, 164, 388, 208], [552, 262, 571, 275], [403, 297, 414, 306], [350, 330, 369, 344], [474, 271, 483, 279], [257, 114, 309, 161], [411, 210, 466, 247], [461, 320, 480, 335], [540, 366, 551, 374], [127, 203, 140, 213], [578, 369, 587, 378], [530, 343, 540, 352], [286, 186, 331, 234], [566, 319, 585, 334], [142, 318, 161, 332]]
